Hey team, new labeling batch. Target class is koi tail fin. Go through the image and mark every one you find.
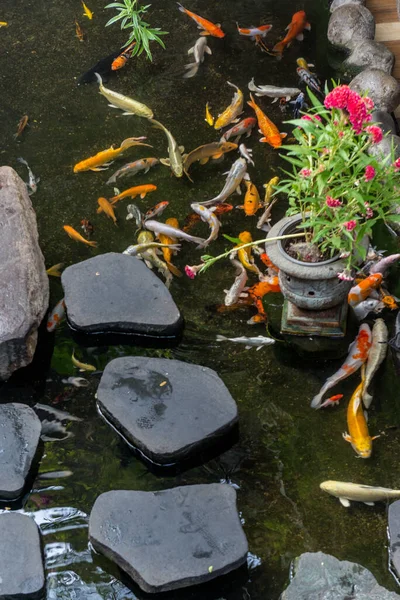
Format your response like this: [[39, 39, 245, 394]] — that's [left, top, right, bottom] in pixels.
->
[[120, 137, 153, 150], [87, 240, 98, 248], [149, 118, 164, 131], [106, 175, 117, 185], [247, 93, 257, 110], [94, 72, 103, 86], [183, 62, 200, 79], [272, 41, 286, 57], [166, 261, 183, 277], [310, 392, 325, 409], [216, 335, 229, 342], [177, 2, 185, 12]]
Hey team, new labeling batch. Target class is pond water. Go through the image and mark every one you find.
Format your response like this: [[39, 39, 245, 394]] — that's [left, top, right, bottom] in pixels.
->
[[1, 0, 400, 598]]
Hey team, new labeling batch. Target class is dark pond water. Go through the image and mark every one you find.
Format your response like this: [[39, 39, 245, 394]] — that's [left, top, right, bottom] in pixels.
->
[[1, 0, 400, 598]]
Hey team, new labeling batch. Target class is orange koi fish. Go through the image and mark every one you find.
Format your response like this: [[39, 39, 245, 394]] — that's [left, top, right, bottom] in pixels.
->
[[238, 180, 261, 216], [73, 137, 150, 172], [348, 273, 383, 307], [272, 10, 311, 57], [247, 277, 281, 323], [236, 23, 272, 40], [311, 323, 372, 408], [110, 184, 157, 204], [177, 2, 225, 38], [63, 225, 97, 247], [157, 217, 183, 277], [14, 115, 29, 139], [260, 252, 279, 272], [382, 295, 398, 310], [97, 197, 117, 224], [319, 394, 344, 409], [75, 20, 84, 42], [247, 93, 287, 148], [47, 298, 66, 332], [144, 201, 169, 221], [343, 383, 379, 458], [111, 41, 136, 71]]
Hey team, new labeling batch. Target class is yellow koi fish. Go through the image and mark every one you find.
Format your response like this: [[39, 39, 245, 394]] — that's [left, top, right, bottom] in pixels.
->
[[72, 349, 96, 372], [73, 137, 150, 172], [95, 73, 153, 118], [235, 231, 261, 275], [214, 82, 244, 130], [97, 197, 117, 225], [46, 263, 64, 277], [82, 1, 93, 20], [205, 102, 214, 126], [343, 382, 379, 458]]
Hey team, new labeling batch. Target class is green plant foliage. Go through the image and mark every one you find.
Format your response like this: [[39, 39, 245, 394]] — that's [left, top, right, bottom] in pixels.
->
[[105, 0, 168, 61]]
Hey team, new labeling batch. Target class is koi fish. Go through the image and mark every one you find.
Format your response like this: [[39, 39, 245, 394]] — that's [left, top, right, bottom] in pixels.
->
[[238, 144, 254, 166], [220, 117, 257, 143], [82, 1, 93, 19], [81, 219, 94, 237], [382, 295, 398, 310], [150, 119, 185, 178], [157, 217, 183, 276], [144, 201, 169, 222], [362, 319, 388, 408], [63, 225, 97, 247], [205, 102, 214, 126], [183, 141, 237, 179], [321, 480, 400, 507], [14, 115, 29, 139], [0, 22, 8, 27], [111, 41, 136, 71], [144, 219, 206, 247], [75, 20, 84, 42], [224, 259, 248, 306], [238, 180, 261, 216], [46, 299, 66, 332], [348, 273, 383, 306], [106, 157, 159, 185], [77, 49, 121, 84], [237, 23, 272, 40], [110, 184, 157, 204], [17, 157, 40, 195], [290, 92, 306, 118], [95, 73, 154, 118], [296, 57, 315, 70], [248, 94, 286, 148], [126, 204, 143, 227], [97, 197, 117, 224], [234, 231, 261, 275], [245, 279, 278, 323], [214, 82, 244, 130], [272, 10, 311, 57], [72, 349, 96, 372], [184, 36, 212, 79], [74, 137, 151, 172], [177, 3, 225, 38], [353, 298, 384, 321], [343, 382, 378, 459], [199, 157, 248, 207], [46, 263, 64, 277], [257, 176, 279, 230], [318, 394, 344, 409], [183, 203, 233, 232], [297, 67, 322, 96], [260, 252, 279, 273], [132, 231, 174, 288], [369, 253, 400, 275], [216, 334, 275, 350], [190, 203, 220, 248], [310, 323, 372, 409], [62, 377, 89, 387], [248, 79, 301, 102]]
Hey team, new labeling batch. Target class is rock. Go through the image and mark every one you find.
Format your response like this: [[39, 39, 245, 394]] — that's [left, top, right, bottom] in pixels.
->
[[61, 253, 183, 340], [330, 0, 365, 11], [350, 69, 400, 112], [328, 5, 375, 50], [368, 133, 400, 160], [344, 40, 394, 76], [0, 166, 49, 381], [371, 110, 397, 135], [89, 484, 248, 593], [97, 357, 238, 465], [0, 512, 45, 599], [388, 500, 400, 580], [281, 552, 400, 600], [0, 403, 42, 500]]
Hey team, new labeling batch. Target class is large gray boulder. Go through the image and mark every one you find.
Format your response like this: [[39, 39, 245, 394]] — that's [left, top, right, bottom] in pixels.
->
[[388, 500, 400, 581], [89, 484, 248, 593], [0, 403, 42, 499], [350, 69, 400, 113], [97, 356, 238, 465], [0, 512, 45, 599], [0, 166, 48, 381], [344, 40, 394, 76], [330, 0, 366, 11], [280, 552, 400, 599], [328, 5, 375, 50]]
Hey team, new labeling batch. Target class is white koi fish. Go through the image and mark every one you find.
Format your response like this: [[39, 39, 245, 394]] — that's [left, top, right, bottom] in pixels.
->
[[224, 258, 248, 306], [183, 36, 212, 78], [216, 334, 275, 350], [248, 78, 301, 102], [144, 219, 206, 246], [190, 203, 220, 248], [199, 158, 248, 207]]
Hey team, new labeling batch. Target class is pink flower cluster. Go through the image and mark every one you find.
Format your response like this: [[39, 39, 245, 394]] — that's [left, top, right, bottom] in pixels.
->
[[337, 269, 354, 281], [364, 202, 374, 219], [365, 125, 383, 144], [394, 157, 400, 171], [299, 168, 312, 177], [324, 85, 374, 134], [326, 195, 342, 208], [364, 165, 376, 182], [301, 114, 322, 123], [184, 264, 204, 279], [344, 220, 357, 231]]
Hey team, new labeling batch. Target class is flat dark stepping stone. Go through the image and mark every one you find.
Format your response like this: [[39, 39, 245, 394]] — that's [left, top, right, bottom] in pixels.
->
[[0, 403, 42, 500], [389, 500, 400, 580], [96, 357, 238, 466], [61, 253, 183, 340], [89, 484, 248, 593], [0, 512, 45, 599]]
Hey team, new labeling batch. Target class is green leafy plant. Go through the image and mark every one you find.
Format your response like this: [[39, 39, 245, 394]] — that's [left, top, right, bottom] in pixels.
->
[[105, 0, 168, 61]]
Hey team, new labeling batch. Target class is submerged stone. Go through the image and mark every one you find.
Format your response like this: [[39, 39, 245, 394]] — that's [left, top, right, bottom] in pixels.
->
[[0, 166, 49, 381], [89, 484, 248, 593], [388, 501, 400, 581], [0, 512, 45, 599], [0, 403, 42, 500], [61, 253, 183, 340], [96, 357, 238, 465], [281, 552, 400, 599]]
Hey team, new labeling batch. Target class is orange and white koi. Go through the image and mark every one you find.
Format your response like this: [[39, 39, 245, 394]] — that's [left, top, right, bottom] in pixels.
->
[[343, 383, 379, 458], [319, 394, 344, 409], [248, 93, 287, 148], [110, 184, 157, 204], [347, 273, 383, 307], [177, 2, 225, 38], [111, 41, 136, 71], [272, 10, 311, 57], [97, 197, 117, 224], [236, 23, 272, 40], [47, 299, 66, 332], [73, 137, 151, 172], [183, 203, 233, 232], [220, 117, 257, 143], [238, 180, 261, 216], [310, 323, 372, 409], [144, 201, 169, 222], [214, 82, 244, 130], [190, 203, 221, 248], [63, 225, 97, 247]]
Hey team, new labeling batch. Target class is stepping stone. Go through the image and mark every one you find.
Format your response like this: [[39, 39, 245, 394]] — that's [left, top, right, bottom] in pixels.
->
[[0, 512, 45, 599], [388, 500, 400, 580], [61, 253, 183, 340], [0, 403, 42, 500], [96, 357, 238, 465], [89, 484, 248, 593]]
